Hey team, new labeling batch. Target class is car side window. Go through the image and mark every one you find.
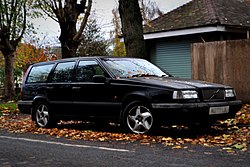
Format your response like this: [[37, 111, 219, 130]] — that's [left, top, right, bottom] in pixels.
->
[[51, 62, 75, 83], [26, 64, 54, 83], [75, 60, 104, 82]]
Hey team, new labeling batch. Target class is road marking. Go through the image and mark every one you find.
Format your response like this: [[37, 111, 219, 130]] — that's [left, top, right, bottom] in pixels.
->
[[0, 135, 133, 152]]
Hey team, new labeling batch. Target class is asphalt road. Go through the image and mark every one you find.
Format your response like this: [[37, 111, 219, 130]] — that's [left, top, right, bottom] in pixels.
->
[[0, 130, 249, 167]]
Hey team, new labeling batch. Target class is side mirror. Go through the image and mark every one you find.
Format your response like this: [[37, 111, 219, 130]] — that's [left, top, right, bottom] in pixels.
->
[[93, 75, 106, 83]]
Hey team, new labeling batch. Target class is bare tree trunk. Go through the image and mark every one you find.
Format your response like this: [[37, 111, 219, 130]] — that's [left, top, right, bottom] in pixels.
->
[[3, 52, 15, 100], [47, 0, 93, 59], [0, 0, 27, 101], [60, 39, 79, 58], [118, 0, 146, 58], [59, 22, 80, 58]]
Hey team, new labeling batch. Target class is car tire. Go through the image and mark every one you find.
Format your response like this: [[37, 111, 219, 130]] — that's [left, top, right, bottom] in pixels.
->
[[33, 102, 56, 128], [122, 101, 154, 134]]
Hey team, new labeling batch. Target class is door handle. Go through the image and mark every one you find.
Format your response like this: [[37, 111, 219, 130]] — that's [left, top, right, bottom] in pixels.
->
[[46, 86, 53, 90], [72, 87, 81, 90]]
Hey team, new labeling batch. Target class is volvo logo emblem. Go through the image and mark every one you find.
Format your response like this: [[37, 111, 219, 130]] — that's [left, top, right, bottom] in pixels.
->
[[209, 89, 221, 101]]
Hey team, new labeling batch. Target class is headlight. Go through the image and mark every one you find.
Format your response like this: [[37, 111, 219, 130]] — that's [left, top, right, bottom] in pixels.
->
[[173, 90, 198, 99], [225, 89, 235, 97]]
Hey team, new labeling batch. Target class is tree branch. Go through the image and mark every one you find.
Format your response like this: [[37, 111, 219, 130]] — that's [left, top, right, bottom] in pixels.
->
[[73, 0, 92, 41], [37, 0, 58, 22], [11, 0, 19, 40], [15, 1, 27, 47], [3, 0, 10, 25], [57, 0, 65, 21]]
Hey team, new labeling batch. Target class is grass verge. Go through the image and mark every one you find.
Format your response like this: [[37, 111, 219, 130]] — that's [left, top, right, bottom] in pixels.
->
[[0, 102, 18, 116]]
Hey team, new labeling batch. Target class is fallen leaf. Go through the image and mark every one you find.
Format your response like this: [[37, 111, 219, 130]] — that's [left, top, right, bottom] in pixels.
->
[[232, 143, 247, 150], [204, 152, 213, 155], [0, 104, 249, 153], [161, 137, 173, 141], [172, 145, 182, 149], [222, 147, 232, 150], [226, 149, 235, 153], [222, 134, 230, 139]]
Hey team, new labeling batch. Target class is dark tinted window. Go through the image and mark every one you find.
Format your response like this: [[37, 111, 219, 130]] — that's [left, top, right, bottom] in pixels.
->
[[27, 64, 54, 83], [51, 62, 75, 82], [75, 61, 104, 82]]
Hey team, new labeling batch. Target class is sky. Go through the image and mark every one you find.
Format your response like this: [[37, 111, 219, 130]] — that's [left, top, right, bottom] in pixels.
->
[[31, 0, 191, 46]]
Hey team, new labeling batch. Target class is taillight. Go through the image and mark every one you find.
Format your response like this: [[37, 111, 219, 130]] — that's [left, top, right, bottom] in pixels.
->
[[20, 86, 23, 98], [20, 68, 29, 99]]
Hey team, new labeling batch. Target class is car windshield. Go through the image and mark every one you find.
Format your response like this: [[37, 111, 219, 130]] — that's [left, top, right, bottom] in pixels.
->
[[102, 58, 168, 78]]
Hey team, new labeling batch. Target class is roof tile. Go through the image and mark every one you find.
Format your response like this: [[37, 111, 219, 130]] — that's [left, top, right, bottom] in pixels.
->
[[144, 0, 250, 33]]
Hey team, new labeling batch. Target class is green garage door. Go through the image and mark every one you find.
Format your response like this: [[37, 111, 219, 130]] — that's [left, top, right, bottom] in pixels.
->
[[150, 40, 192, 78]]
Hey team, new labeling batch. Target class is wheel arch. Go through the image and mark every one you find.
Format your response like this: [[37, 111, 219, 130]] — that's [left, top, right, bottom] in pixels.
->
[[119, 92, 152, 123], [31, 96, 50, 121]]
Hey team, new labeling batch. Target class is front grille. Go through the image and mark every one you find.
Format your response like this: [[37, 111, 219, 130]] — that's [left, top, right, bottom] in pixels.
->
[[201, 89, 225, 101]]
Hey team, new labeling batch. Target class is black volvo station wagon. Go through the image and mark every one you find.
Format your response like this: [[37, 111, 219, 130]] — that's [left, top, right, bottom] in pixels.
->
[[18, 57, 242, 134]]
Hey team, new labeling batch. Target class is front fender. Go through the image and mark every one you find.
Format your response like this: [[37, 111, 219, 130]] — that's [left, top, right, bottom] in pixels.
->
[[119, 91, 151, 123]]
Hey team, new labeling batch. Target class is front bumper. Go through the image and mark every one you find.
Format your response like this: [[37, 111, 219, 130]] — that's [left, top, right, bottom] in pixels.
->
[[152, 100, 242, 109], [151, 100, 242, 124]]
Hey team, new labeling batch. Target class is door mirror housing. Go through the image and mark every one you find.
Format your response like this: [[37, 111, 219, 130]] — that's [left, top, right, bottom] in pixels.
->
[[93, 75, 106, 83]]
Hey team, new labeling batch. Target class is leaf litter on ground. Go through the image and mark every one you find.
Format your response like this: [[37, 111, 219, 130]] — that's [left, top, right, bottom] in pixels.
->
[[0, 104, 249, 153]]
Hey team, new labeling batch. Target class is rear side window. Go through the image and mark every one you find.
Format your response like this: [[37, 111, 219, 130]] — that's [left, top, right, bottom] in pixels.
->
[[51, 61, 75, 82], [26, 64, 54, 83]]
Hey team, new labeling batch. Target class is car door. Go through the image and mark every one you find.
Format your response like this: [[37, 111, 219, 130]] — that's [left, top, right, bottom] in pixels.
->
[[46, 61, 76, 116], [72, 59, 118, 119]]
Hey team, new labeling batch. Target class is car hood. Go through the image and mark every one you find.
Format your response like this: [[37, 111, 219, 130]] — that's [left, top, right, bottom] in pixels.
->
[[122, 77, 231, 90]]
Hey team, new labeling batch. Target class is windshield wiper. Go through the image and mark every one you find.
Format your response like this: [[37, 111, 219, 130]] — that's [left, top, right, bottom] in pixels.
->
[[131, 74, 159, 78], [161, 74, 169, 77]]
